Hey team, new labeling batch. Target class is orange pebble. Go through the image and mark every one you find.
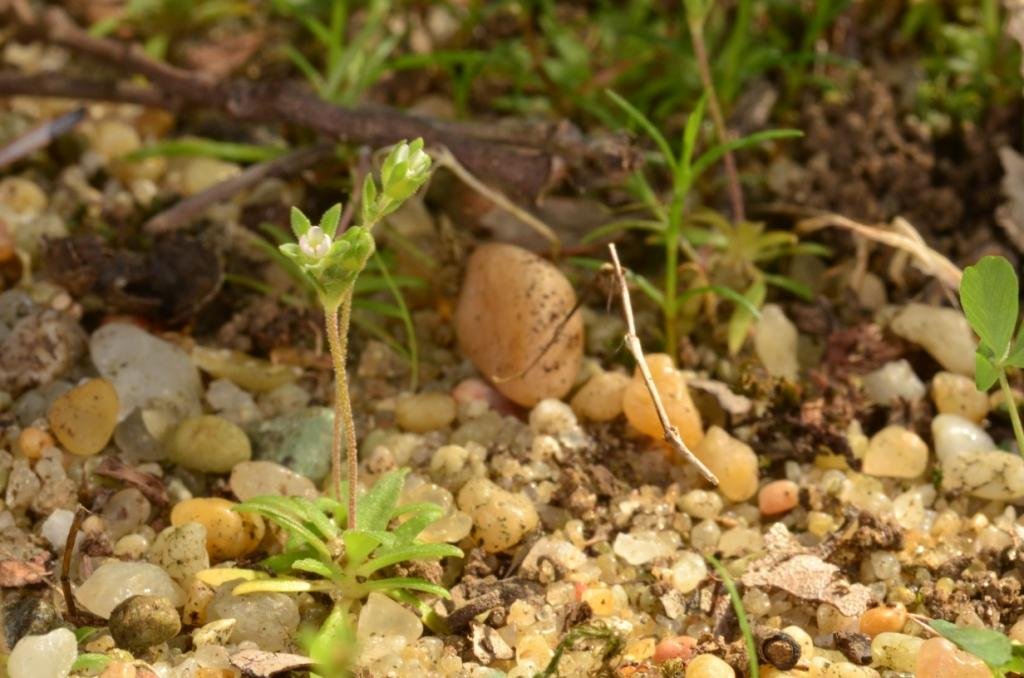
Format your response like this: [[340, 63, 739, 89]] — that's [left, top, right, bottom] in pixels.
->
[[758, 480, 800, 515], [622, 353, 704, 449], [16, 427, 54, 460], [653, 635, 697, 663], [858, 604, 907, 637], [915, 637, 991, 678]]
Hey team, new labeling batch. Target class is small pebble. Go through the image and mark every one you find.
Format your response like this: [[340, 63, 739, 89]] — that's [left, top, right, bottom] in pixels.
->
[[623, 353, 704, 449], [102, 488, 152, 539], [678, 489, 723, 520], [455, 243, 584, 406], [395, 392, 457, 433], [942, 448, 1024, 500], [870, 632, 922, 672], [570, 371, 630, 422], [528, 398, 578, 436], [170, 498, 264, 561], [76, 561, 185, 619], [667, 551, 707, 593], [7, 627, 77, 678], [861, 360, 924, 404], [229, 460, 317, 501], [861, 426, 928, 478], [148, 522, 210, 582], [15, 427, 53, 459], [90, 323, 203, 419], [191, 346, 301, 392], [914, 636, 991, 678], [179, 158, 240, 196], [47, 378, 119, 456], [693, 426, 759, 501], [686, 653, 735, 678], [759, 479, 800, 515], [167, 415, 251, 473], [753, 304, 799, 380], [357, 592, 423, 646], [457, 477, 538, 552], [932, 371, 990, 422], [613, 531, 675, 566], [931, 414, 995, 463], [653, 635, 696, 664], [206, 584, 299, 652], [858, 605, 907, 637], [109, 595, 181, 652], [890, 303, 976, 375]]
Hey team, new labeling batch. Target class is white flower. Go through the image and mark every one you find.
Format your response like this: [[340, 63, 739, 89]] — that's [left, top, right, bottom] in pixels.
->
[[299, 226, 331, 259]]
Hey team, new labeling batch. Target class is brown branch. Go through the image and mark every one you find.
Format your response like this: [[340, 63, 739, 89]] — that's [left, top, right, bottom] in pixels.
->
[[0, 105, 84, 169], [60, 506, 87, 623], [143, 144, 335, 234], [0, 72, 172, 109], [0, 4, 635, 202], [606, 243, 719, 485], [688, 17, 745, 223]]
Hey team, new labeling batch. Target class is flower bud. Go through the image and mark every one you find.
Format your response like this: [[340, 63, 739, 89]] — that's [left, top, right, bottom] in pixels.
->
[[299, 226, 331, 259]]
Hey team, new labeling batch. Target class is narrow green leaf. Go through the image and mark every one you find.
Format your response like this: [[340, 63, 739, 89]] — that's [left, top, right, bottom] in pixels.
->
[[235, 498, 332, 560], [960, 256, 1019, 360], [357, 543, 463, 577], [606, 89, 677, 174], [930, 619, 1013, 667], [290, 207, 313, 239], [234, 578, 327, 595], [363, 577, 453, 599], [357, 468, 409, 531], [292, 558, 342, 580], [127, 138, 286, 163], [727, 278, 766, 355], [320, 203, 343, 238], [692, 129, 803, 181], [392, 503, 445, 543], [343, 530, 385, 568]]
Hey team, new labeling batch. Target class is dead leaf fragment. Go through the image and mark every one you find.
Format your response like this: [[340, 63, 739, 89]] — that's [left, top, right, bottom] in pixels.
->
[[230, 649, 313, 677], [741, 524, 873, 617], [94, 456, 169, 506]]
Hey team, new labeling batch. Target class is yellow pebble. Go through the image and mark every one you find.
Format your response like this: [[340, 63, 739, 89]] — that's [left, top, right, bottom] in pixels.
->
[[47, 378, 119, 456], [170, 498, 264, 561], [581, 586, 615, 616], [571, 371, 631, 422], [686, 653, 735, 678], [182, 578, 216, 626], [623, 353, 704, 449], [16, 427, 54, 460], [694, 427, 759, 502]]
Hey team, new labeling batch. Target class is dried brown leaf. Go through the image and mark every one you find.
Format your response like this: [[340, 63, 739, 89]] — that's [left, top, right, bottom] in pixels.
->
[[230, 649, 313, 677], [741, 524, 874, 617]]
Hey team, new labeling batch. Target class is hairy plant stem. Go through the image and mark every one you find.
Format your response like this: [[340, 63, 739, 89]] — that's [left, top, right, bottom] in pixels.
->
[[325, 291, 359, 530], [999, 372, 1024, 459], [687, 16, 745, 223]]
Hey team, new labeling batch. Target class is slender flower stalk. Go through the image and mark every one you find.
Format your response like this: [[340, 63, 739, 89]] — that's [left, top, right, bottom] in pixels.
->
[[278, 140, 432, 529]]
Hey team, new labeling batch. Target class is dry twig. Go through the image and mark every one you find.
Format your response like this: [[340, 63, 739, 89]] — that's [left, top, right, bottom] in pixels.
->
[[60, 506, 88, 622], [0, 4, 636, 202], [0, 106, 84, 169], [143, 144, 335, 234], [606, 243, 718, 485]]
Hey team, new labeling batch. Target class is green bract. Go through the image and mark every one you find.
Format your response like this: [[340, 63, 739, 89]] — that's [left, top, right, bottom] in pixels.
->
[[959, 255, 1024, 458]]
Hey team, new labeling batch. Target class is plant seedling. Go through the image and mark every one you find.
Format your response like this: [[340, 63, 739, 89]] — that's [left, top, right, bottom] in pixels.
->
[[231, 468, 463, 678], [958, 255, 1024, 457], [277, 139, 432, 526], [930, 619, 1024, 677]]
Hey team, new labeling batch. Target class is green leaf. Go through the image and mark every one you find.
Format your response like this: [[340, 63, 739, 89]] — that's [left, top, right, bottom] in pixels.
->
[[363, 577, 454, 599], [292, 557, 342, 580], [320, 203, 343, 238], [73, 626, 102, 643], [930, 619, 1013, 667], [727, 278, 766, 355], [357, 468, 409, 531], [361, 174, 378, 226], [289, 207, 312, 239], [392, 502, 445, 543], [234, 578, 329, 594], [692, 128, 803, 181], [235, 497, 332, 561], [679, 94, 708, 176], [71, 653, 111, 673], [308, 602, 356, 677], [976, 351, 1000, 391], [357, 543, 463, 577], [126, 138, 287, 163], [960, 256, 1020, 361], [606, 89, 677, 173], [343, 530, 386, 568]]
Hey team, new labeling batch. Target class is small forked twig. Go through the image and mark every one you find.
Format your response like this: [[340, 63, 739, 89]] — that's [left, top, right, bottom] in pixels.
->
[[606, 243, 719, 485]]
